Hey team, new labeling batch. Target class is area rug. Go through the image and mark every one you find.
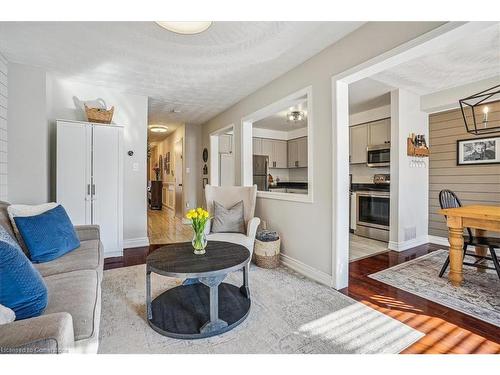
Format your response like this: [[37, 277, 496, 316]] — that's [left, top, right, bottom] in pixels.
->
[[99, 264, 423, 354], [369, 249, 500, 327]]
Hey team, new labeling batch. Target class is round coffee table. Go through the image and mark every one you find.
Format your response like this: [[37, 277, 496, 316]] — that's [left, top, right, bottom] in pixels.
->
[[146, 241, 251, 339]]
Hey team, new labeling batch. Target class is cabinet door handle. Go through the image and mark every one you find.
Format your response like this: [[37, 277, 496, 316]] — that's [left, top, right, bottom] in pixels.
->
[[87, 184, 91, 196], [91, 184, 96, 196]]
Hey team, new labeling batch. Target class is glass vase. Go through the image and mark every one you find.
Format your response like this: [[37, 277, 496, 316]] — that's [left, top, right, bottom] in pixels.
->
[[192, 231, 207, 255]]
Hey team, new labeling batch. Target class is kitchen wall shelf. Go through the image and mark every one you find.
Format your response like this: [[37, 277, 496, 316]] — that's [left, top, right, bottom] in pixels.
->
[[407, 137, 430, 157]]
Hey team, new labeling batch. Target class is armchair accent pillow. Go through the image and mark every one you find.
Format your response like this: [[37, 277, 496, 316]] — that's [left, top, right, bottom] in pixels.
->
[[13, 205, 80, 263], [211, 200, 245, 234], [0, 226, 48, 320]]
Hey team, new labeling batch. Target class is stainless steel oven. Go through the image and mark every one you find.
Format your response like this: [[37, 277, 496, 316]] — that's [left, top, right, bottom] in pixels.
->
[[355, 191, 390, 242], [367, 144, 390, 167]]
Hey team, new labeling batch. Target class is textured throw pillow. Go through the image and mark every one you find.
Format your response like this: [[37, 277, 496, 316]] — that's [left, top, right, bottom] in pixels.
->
[[0, 304, 16, 324], [8, 202, 58, 255], [211, 200, 245, 234], [14, 205, 80, 263], [0, 226, 48, 320]]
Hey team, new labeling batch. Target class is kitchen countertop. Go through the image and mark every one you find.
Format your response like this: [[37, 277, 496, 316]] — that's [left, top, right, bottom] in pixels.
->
[[269, 182, 308, 189], [351, 183, 390, 192]]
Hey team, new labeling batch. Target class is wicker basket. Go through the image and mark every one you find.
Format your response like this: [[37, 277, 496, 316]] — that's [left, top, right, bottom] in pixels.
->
[[252, 238, 281, 269], [85, 104, 114, 124]]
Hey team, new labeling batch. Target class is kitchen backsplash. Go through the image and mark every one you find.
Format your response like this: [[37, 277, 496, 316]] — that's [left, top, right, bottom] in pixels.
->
[[269, 167, 308, 182], [350, 164, 389, 184]]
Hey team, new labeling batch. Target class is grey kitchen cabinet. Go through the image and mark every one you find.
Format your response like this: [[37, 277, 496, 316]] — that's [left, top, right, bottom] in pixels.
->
[[297, 137, 307, 167], [252, 137, 262, 155], [219, 134, 233, 154], [349, 123, 369, 164], [287, 138, 298, 168], [287, 137, 308, 168], [273, 140, 288, 168], [369, 118, 391, 145], [262, 139, 274, 161], [254, 138, 288, 168]]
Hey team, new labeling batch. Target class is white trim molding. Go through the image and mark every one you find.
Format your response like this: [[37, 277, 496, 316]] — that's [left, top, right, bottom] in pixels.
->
[[428, 235, 450, 247], [388, 236, 430, 252], [240, 85, 314, 203], [280, 253, 333, 287], [123, 237, 150, 249]]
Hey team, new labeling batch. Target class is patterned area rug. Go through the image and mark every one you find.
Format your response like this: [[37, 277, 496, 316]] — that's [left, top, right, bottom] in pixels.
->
[[369, 249, 500, 327], [99, 264, 423, 353]]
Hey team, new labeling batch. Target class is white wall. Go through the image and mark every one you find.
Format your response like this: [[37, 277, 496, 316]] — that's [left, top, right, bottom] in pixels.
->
[[8, 63, 48, 204], [389, 89, 429, 251], [201, 22, 442, 282], [46, 74, 149, 246], [0, 53, 8, 201]]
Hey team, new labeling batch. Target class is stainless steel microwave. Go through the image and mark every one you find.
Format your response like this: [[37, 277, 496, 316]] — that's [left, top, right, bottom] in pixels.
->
[[367, 144, 390, 167]]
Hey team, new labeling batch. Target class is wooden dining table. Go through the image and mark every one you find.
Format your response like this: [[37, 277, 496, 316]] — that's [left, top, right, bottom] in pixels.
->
[[438, 205, 500, 286]]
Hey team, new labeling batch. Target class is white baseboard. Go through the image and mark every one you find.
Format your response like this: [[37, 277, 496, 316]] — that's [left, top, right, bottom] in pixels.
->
[[123, 237, 150, 249], [280, 253, 332, 287], [428, 235, 449, 247], [388, 235, 429, 252]]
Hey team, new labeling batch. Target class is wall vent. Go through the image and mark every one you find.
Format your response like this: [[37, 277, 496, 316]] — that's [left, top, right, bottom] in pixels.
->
[[404, 226, 417, 241]]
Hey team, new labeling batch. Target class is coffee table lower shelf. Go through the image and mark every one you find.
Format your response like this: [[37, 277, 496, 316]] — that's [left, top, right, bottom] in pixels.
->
[[148, 282, 251, 339]]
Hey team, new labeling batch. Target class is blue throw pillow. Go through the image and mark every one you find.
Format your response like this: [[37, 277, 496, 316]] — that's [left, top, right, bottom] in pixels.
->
[[14, 205, 80, 263], [0, 226, 48, 320]]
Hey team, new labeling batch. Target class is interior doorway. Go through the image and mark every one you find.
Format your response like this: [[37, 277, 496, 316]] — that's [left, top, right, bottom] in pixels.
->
[[209, 124, 235, 186], [174, 138, 184, 219]]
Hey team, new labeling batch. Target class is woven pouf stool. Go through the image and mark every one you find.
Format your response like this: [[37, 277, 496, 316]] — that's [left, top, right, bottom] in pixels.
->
[[253, 230, 280, 269]]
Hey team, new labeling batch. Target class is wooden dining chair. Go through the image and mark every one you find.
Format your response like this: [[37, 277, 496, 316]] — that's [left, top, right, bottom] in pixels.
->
[[438, 189, 500, 279]]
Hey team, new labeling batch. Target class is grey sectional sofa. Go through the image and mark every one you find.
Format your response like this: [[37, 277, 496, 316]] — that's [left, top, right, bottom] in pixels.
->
[[0, 201, 103, 354]]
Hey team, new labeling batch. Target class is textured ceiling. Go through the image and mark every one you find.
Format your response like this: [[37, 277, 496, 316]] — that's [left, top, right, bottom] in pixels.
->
[[253, 96, 307, 131], [349, 77, 392, 114], [0, 21, 364, 125], [370, 23, 500, 95]]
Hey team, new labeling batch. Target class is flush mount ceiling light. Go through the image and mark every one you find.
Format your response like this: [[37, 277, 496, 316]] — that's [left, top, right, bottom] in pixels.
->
[[155, 21, 212, 35], [287, 111, 305, 122], [149, 125, 168, 133], [459, 84, 500, 135]]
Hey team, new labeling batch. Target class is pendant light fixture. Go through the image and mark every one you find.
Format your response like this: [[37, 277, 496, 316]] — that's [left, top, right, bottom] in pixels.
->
[[459, 84, 500, 135]]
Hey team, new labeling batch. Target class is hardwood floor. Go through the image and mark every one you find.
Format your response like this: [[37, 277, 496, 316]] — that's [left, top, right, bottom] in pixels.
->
[[147, 208, 192, 245], [104, 242, 500, 354], [342, 243, 500, 354]]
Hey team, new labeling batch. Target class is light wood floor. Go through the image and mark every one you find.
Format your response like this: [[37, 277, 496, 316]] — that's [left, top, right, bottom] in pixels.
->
[[349, 233, 389, 261], [147, 208, 192, 245]]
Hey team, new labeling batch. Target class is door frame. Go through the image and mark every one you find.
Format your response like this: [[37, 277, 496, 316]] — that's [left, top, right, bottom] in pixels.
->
[[329, 22, 490, 289], [209, 124, 234, 186], [174, 137, 184, 219]]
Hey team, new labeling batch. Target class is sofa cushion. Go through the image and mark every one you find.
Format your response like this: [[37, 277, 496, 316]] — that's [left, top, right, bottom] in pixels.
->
[[44, 269, 100, 341], [0, 225, 48, 320], [7, 202, 58, 255], [34, 239, 103, 278], [0, 201, 16, 242], [211, 200, 245, 234], [14, 205, 80, 263]]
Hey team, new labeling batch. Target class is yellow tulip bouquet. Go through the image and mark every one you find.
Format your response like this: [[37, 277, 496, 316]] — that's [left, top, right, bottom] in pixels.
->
[[186, 208, 210, 254]]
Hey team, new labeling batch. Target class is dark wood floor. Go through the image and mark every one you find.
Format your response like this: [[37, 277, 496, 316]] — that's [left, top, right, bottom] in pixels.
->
[[104, 242, 500, 354]]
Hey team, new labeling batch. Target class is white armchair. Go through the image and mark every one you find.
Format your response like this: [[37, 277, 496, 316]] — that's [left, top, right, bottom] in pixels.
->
[[204, 185, 260, 255]]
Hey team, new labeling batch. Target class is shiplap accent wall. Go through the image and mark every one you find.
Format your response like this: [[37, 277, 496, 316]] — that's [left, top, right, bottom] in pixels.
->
[[0, 53, 7, 201], [428, 107, 500, 239]]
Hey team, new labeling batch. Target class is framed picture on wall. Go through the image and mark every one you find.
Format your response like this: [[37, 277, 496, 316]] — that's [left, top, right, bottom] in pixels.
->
[[457, 136, 500, 165]]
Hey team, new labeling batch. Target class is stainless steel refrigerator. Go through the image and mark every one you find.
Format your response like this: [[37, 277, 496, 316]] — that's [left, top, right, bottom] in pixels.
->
[[253, 155, 268, 191]]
